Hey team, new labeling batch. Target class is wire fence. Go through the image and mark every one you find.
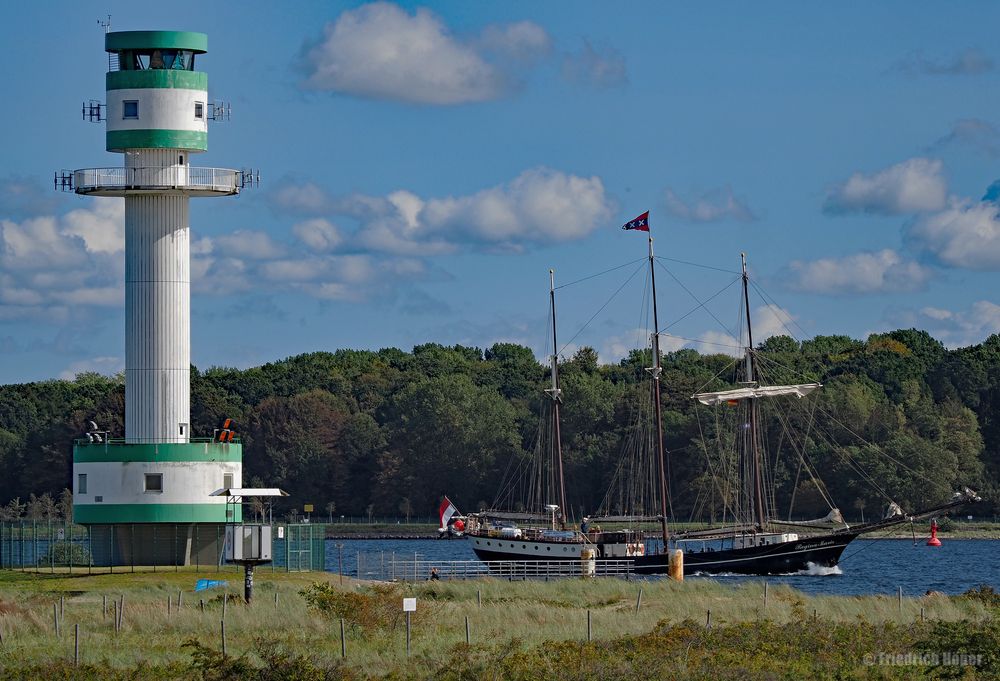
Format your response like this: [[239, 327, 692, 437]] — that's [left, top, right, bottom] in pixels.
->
[[0, 520, 325, 573]]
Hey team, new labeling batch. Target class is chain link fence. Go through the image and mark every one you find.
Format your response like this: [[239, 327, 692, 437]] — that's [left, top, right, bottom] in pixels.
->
[[0, 520, 324, 573]]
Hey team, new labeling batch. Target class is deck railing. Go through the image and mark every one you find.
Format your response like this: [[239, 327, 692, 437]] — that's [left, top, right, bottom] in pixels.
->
[[73, 166, 241, 193]]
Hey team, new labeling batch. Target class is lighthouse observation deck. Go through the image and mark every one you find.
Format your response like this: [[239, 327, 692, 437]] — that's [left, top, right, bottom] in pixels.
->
[[72, 166, 245, 196]]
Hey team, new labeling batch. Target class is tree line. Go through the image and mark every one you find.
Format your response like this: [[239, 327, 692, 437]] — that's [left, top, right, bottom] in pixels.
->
[[0, 329, 997, 522]]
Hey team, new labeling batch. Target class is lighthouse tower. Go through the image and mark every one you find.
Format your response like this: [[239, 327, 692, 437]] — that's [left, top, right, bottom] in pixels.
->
[[67, 31, 249, 564]]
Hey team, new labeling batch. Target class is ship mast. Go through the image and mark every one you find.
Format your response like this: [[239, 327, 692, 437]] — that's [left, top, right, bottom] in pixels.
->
[[647, 237, 670, 545], [741, 253, 767, 530], [545, 270, 568, 529]]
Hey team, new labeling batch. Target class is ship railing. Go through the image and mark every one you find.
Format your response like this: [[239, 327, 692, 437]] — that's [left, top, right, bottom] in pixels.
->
[[368, 558, 636, 581]]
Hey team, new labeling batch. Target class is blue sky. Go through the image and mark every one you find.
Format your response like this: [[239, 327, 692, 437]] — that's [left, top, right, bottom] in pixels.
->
[[3, 2, 1000, 383]]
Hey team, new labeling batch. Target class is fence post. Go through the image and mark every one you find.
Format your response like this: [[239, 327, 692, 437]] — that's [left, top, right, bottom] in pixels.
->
[[465, 615, 470, 644], [221, 620, 227, 658], [706, 610, 712, 629], [53, 603, 59, 636], [340, 618, 346, 658], [113, 601, 118, 634], [477, 589, 481, 608], [635, 588, 643, 614], [587, 610, 592, 642], [118, 595, 125, 631], [102, 595, 107, 619]]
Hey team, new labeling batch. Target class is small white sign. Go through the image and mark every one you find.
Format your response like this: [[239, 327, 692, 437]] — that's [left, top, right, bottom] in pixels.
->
[[277, 526, 285, 539], [402, 597, 416, 612]]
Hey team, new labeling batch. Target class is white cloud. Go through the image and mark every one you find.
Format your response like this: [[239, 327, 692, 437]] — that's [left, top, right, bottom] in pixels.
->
[[664, 186, 756, 223], [212, 230, 285, 260], [889, 301, 1000, 347], [786, 250, 933, 294], [479, 21, 551, 61], [897, 49, 994, 76], [930, 119, 1000, 157], [823, 158, 947, 215], [271, 182, 334, 214], [302, 2, 537, 105], [561, 40, 627, 88], [0, 201, 124, 320], [58, 356, 123, 381], [293, 218, 343, 252], [907, 197, 1000, 269], [347, 167, 614, 254]]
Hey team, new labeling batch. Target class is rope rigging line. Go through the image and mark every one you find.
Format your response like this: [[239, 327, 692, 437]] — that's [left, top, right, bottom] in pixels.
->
[[553, 257, 646, 290], [655, 259, 739, 340], [654, 255, 740, 275], [557, 261, 647, 357]]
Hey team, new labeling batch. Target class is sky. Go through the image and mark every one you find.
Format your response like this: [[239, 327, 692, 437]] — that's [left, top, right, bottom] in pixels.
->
[[3, 2, 1000, 383]]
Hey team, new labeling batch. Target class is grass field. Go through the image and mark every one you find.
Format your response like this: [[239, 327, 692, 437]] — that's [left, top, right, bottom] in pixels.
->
[[0, 569, 997, 679]]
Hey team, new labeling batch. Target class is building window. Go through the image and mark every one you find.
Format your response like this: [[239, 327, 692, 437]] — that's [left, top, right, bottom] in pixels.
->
[[123, 100, 138, 119], [144, 473, 163, 493], [194, 101, 204, 119], [223, 473, 233, 490], [179, 423, 187, 437], [78, 473, 87, 495]]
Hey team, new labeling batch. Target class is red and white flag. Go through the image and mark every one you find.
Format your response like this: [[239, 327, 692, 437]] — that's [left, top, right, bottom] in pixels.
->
[[438, 496, 459, 531]]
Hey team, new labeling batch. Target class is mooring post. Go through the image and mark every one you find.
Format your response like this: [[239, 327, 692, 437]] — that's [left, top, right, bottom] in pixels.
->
[[340, 617, 346, 658], [465, 615, 470, 645], [74, 624, 79, 666], [635, 588, 643, 615]]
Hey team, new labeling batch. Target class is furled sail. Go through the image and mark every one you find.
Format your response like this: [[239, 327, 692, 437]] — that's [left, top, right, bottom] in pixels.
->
[[693, 383, 822, 405]]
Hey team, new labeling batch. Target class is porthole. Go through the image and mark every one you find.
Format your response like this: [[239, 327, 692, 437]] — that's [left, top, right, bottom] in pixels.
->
[[522, 545, 526, 549], [534, 546, 539, 550], [546, 547, 551, 551], [486, 541, 491, 546]]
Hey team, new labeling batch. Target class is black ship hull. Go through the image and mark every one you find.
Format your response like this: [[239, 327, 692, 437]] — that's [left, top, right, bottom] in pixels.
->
[[634, 531, 861, 576]]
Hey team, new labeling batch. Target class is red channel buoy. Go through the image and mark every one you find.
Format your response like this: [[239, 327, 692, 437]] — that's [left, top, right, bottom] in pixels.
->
[[453, 519, 465, 532], [927, 519, 942, 547]]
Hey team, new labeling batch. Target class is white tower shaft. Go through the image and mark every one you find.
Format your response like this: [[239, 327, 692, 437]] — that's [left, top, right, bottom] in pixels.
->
[[124, 152, 191, 443]]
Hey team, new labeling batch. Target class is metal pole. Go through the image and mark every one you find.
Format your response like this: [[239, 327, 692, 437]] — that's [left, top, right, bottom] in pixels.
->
[[405, 611, 411, 656], [340, 617, 346, 658], [221, 619, 227, 658], [763, 581, 768, 612], [338, 544, 344, 585], [587, 609, 592, 641], [465, 616, 470, 644], [898, 586, 903, 614], [74, 623, 79, 666]]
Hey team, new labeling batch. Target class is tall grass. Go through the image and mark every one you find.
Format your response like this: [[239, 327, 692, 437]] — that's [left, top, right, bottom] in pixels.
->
[[0, 571, 992, 674]]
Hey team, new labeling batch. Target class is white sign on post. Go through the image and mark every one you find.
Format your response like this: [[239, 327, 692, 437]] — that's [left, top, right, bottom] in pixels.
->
[[402, 597, 417, 612]]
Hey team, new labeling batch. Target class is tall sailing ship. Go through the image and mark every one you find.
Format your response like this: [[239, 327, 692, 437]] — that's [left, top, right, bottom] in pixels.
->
[[459, 213, 980, 575]]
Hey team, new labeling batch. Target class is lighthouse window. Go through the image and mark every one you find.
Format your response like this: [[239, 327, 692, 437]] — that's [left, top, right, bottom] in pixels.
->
[[144, 473, 163, 493], [77, 474, 87, 495], [117, 49, 195, 71], [123, 100, 138, 119], [194, 102, 204, 120]]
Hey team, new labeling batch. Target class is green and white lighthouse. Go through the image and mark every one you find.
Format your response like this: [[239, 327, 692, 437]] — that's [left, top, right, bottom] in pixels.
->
[[66, 30, 252, 564]]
